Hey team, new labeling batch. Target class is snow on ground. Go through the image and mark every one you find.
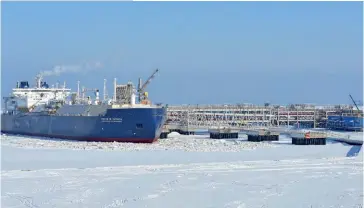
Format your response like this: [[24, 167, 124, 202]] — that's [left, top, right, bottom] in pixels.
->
[[1, 130, 363, 208]]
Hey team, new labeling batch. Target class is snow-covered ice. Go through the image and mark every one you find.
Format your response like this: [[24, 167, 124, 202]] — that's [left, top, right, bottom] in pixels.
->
[[0, 132, 275, 152], [1, 130, 363, 208]]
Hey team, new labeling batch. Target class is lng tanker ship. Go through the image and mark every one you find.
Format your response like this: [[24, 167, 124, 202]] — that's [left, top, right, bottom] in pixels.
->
[[1, 69, 167, 143]]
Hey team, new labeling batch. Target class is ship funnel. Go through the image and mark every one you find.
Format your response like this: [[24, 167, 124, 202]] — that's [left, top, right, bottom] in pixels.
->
[[35, 74, 43, 88]]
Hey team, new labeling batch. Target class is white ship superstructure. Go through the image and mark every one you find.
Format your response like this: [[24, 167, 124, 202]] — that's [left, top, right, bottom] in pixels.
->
[[3, 74, 71, 113]]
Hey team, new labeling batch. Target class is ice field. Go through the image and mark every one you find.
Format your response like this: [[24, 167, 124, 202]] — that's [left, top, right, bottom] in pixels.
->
[[1, 131, 363, 208]]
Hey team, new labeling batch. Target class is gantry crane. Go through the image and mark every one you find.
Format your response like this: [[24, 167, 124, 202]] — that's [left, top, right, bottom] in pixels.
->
[[137, 68, 159, 104], [349, 94, 361, 117]]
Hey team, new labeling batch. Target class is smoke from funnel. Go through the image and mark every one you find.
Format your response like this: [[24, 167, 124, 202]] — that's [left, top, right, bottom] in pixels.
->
[[40, 61, 103, 76]]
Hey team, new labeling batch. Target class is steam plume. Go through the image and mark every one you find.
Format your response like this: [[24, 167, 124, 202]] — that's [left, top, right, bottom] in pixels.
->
[[40, 61, 103, 76]]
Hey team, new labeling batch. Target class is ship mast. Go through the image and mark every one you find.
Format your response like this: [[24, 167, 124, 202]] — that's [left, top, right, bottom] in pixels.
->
[[113, 78, 117, 103], [103, 79, 108, 101], [77, 81, 80, 103]]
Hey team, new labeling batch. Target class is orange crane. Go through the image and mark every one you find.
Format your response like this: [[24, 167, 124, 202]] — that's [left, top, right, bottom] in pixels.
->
[[137, 69, 159, 104]]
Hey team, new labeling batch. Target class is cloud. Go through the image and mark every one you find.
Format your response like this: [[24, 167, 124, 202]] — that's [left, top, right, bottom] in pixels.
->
[[40, 61, 103, 77]]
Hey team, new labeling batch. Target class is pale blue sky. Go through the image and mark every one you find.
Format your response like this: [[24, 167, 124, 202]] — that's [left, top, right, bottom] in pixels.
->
[[2, 2, 363, 105]]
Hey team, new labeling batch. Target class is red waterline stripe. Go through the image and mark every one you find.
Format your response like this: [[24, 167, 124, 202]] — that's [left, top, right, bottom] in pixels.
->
[[1, 131, 158, 143]]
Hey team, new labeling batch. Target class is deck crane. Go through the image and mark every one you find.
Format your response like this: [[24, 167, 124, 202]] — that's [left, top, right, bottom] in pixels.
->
[[137, 68, 159, 104], [349, 94, 361, 116]]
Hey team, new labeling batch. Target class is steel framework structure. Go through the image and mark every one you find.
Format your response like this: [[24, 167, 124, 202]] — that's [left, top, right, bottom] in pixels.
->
[[166, 104, 361, 129]]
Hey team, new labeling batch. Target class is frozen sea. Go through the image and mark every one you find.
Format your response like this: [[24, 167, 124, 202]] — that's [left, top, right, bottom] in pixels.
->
[[1, 131, 363, 208]]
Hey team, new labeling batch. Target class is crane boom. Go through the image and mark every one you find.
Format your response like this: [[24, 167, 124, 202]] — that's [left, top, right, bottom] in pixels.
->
[[139, 69, 159, 92], [138, 68, 159, 103], [349, 94, 360, 111]]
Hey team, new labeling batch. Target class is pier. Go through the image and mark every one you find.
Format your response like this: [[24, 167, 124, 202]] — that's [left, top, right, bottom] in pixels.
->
[[208, 127, 239, 139], [246, 129, 280, 142], [165, 103, 362, 132], [159, 103, 363, 146], [290, 131, 327, 145]]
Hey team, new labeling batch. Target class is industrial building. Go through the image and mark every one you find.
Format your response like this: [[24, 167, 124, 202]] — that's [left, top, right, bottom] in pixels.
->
[[166, 103, 363, 132]]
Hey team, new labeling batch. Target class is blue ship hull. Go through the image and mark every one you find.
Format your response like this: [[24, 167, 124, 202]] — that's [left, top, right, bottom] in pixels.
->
[[327, 115, 363, 132], [1, 106, 167, 143]]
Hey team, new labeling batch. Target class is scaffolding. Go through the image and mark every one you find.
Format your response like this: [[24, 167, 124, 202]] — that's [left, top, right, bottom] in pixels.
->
[[166, 104, 361, 130]]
